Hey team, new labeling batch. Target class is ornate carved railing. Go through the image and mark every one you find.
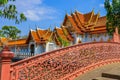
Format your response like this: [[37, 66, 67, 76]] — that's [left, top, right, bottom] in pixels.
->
[[10, 42, 120, 80]]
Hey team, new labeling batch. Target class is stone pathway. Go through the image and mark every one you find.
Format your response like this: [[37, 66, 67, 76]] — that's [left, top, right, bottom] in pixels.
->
[[74, 63, 120, 80]]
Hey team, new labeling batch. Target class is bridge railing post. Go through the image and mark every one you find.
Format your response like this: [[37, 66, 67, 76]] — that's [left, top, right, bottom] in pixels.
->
[[113, 27, 120, 42], [0, 46, 14, 80]]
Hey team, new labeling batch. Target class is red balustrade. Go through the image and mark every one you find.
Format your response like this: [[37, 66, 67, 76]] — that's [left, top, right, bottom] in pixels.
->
[[0, 42, 120, 80]]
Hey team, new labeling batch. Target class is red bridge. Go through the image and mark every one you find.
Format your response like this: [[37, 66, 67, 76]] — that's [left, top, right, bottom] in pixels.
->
[[0, 42, 120, 80]]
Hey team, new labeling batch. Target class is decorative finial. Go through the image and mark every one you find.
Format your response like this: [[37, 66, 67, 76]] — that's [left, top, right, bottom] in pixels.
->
[[65, 10, 67, 14], [0, 45, 14, 58], [75, 9, 78, 13], [30, 29, 33, 31], [92, 8, 95, 15], [97, 10, 100, 16], [66, 13, 69, 17], [92, 8, 94, 12], [71, 9, 73, 15], [48, 27, 51, 32]]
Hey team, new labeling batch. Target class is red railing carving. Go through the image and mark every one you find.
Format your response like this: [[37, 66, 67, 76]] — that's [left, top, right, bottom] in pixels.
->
[[1, 42, 120, 80]]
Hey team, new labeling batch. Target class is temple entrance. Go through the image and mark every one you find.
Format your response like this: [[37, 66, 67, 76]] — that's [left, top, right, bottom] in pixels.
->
[[30, 44, 35, 56]]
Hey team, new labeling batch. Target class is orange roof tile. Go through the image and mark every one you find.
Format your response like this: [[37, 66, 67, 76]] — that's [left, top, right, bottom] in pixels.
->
[[90, 14, 99, 25], [53, 33, 61, 46], [8, 39, 27, 46], [71, 13, 86, 31], [96, 16, 106, 27], [44, 31, 53, 41], [66, 15, 83, 34], [37, 29, 48, 37], [0, 37, 11, 46], [90, 30, 107, 34], [75, 11, 84, 24], [0, 37, 9, 42], [31, 30, 40, 42], [84, 11, 94, 24], [37, 28, 53, 42], [63, 10, 107, 34], [61, 26, 74, 41], [54, 27, 69, 42], [67, 15, 77, 27]]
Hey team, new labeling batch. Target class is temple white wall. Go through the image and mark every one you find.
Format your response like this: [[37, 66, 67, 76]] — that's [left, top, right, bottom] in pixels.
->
[[46, 42, 57, 52], [35, 44, 45, 54], [10, 46, 29, 56], [9, 33, 111, 57], [74, 33, 110, 43], [90, 33, 109, 42]]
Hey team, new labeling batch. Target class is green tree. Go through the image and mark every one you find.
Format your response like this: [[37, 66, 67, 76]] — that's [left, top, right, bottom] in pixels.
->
[[104, 0, 120, 36], [0, 30, 4, 37], [2, 25, 21, 39], [58, 37, 70, 47], [0, 0, 26, 23], [0, 0, 9, 5]]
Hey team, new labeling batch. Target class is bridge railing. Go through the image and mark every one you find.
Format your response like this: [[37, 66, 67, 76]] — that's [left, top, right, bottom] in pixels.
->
[[0, 42, 120, 80]]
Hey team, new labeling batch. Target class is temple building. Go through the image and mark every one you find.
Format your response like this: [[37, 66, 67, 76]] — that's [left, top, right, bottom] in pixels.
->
[[63, 10, 110, 43], [0, 26, 73, 57], [0, 10, 111, 58]]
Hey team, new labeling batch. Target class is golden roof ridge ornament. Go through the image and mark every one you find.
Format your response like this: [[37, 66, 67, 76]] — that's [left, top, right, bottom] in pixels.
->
[[66, 13, 69, 17], [36, 26, 40, 30], [90, 10, 100, 31], [88, 9, 94, 24], [48, 27, 51, 32], [94, 11, 100, 25]]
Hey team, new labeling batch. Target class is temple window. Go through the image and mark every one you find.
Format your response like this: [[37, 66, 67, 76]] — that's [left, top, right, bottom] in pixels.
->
[[84, 33, 89, 42]]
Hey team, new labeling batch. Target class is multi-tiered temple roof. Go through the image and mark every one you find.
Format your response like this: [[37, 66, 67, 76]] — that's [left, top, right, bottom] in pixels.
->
[[53, 26, 73, 45], [27, 28, 53, 43], [63, 10, 106, 34], [0, 26, 73, 46]]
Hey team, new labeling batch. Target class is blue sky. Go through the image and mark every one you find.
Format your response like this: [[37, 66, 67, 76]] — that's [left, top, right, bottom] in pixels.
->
[[0, 0, 106, 36]]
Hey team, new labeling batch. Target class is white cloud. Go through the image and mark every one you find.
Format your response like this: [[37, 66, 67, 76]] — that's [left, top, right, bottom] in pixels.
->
[[13, 0, 57, 21], [99, 3, 104, 8], [24, 10, 40, 21], [99, 1, 112, 8]]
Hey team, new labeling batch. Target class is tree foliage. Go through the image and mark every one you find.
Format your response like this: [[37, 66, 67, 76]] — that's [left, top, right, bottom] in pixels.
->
[[1, 25, 21, 39], [0, 0, 26, 23], [104, 0, 120, 35], [58, 37, 70, 47]]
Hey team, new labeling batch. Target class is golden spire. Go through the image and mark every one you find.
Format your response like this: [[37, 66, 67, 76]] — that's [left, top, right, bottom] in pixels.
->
[[48, 28, 51, 32], [97, 10, 100, 17], [88, 8, 94, 24]]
